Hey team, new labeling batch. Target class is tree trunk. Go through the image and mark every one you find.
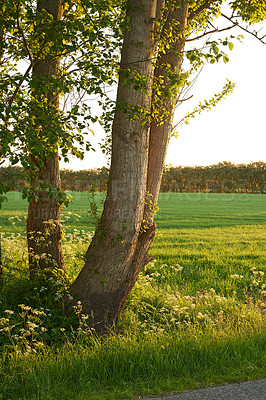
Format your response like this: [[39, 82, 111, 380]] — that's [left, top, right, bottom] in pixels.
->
[[65, 0, 159, 332], [0, 27, 4, 65], [144, 2, 189, 220], [27, 156, 64, 275], [0, 27, 5, 276], [0, 233, 2, 276], [65, 1, 190, 334], [27, 0, 65, 276]]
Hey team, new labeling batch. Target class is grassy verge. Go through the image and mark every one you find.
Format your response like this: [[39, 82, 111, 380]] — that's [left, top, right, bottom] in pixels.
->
[[0, 193, 265, 399], [1, 330, 265, 400]]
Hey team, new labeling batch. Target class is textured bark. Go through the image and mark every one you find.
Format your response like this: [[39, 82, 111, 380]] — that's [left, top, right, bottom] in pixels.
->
[[0, 233, 2, 276], [27, 0, 65, 275], [0, 27, 4, 65], [145, 2, 189, 218], [65, 0, 159, 332], [0, 28, 5, 275], [27, 156, 64, 274]]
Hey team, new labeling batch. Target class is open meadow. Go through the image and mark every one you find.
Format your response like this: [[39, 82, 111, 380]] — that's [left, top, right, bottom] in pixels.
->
[[0, 192, 265, 399]]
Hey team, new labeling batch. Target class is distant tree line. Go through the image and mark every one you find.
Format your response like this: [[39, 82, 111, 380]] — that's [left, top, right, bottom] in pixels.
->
[[161, 162, 266, 194], [0, 162, 265, 194]]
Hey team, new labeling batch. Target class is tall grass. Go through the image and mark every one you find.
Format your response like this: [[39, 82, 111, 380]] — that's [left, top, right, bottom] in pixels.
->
[[0, 193, 265, 399]]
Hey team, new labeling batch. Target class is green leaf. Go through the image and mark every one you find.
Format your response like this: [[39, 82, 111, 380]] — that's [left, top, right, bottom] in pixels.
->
[[213, 45, 219, 55], [228, 42, 234, 51], [223, 55, 229, 64]]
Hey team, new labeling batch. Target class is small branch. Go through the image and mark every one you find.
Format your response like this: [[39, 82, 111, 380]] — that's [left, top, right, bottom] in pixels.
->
[[8, 63, 33, 108], [47, 88, 62, 107], [62, 0, 77, 17], [172, 82, 234, 131], [7, 21, 56, 108], [0, 27, 4, 64], [176, 94, 193, 104], [186, 24, 235, 42], [16, 4, 33, 63], [207, 19, 217, 31], [221, 13, 266, 44], [172, 109, 198, 130]]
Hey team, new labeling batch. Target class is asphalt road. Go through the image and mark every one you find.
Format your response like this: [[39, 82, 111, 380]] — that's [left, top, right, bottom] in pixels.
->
[[139, 379, 266, 400]]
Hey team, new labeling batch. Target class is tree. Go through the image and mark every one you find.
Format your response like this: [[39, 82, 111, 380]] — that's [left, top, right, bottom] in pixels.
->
[[26, 0, 65, 275], [1, 0, 265, 332], [0, 26, 4, 64], [65, 0, 266, 332], [65, 0, 158, 330], [65, 0, 192, 330], [0, 19, 4, 276], [0, 0, 122, 274]]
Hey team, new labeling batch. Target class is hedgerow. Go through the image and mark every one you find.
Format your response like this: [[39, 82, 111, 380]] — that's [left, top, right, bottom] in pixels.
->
[[0, 161, 265, 194]]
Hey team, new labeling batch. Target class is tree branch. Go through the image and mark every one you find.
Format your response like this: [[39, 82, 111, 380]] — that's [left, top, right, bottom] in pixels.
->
[[221, 13, 266, 44], [172, 81, 234, 131], [16, 4, 33, 63], [7, 18, 58, 108], [5, 5, 35, 108], [186, 24, 235, 42], [8, 63, 33, 108], [0, 27, 4, 64], [176, 94, 193, 104]]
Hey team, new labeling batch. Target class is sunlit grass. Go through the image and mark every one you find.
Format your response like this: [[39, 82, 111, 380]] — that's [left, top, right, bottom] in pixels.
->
[[1, 330, 265, 400], [0, 192, 265, 399]]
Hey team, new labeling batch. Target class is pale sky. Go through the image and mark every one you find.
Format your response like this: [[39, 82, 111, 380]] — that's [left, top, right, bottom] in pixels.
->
[[60, 26, 266, 171]]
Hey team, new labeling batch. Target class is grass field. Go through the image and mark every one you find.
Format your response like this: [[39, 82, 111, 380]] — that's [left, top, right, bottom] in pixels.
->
[[0, 192, 265, 400]]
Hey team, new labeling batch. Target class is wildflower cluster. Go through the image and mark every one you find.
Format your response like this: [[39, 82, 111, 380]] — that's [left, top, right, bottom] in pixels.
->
[[61, 211, 84, 225], [130, 288, 260, 335], [248, 267, 265, 294], [72, 301, 97, 340], [0, 305, 47, 354], [0, 299, 99, 355], [119, 261, 265, 336], [7, 215, 24, 225], [63, 229, 93, 280], [0, 234, 28, 273]]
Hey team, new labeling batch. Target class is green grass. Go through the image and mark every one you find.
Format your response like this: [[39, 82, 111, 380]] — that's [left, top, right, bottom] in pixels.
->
[[1, 331, 265, 400], [0, 192, 265, 399], [1, 191, 266, 230]]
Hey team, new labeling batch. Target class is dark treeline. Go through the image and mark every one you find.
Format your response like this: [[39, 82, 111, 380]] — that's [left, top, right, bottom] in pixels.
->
[[0, 161, 265, 194], [161, 162, 266, 194]]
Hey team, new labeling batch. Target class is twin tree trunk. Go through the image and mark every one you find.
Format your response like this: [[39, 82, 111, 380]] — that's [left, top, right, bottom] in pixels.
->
[[65, 0, 189, 333], [25, 0, 188, 332], [27, 0, 65, 276]]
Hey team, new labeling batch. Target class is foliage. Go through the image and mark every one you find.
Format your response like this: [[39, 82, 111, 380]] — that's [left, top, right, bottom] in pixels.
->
[[230, 0, 266, 24], [0, 0, 124, 201]]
